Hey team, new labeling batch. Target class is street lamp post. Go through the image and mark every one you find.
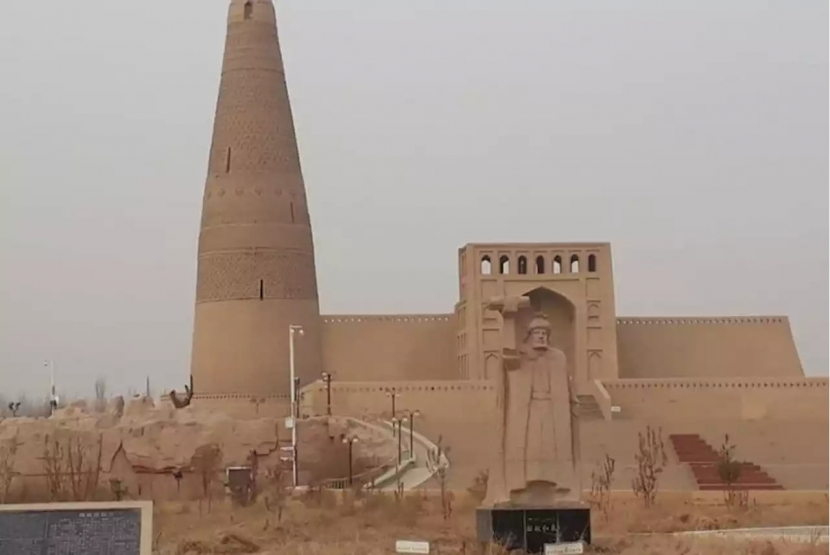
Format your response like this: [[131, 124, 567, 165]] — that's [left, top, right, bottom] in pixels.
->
[[404, 410, 421, 457], [44, 360, 58, 415], [322, 372, 332, 416], [392, 416, 408, 467], [386, 389, 400, 421], [342, 436, 359, 486], [289, 325, 304, 488]]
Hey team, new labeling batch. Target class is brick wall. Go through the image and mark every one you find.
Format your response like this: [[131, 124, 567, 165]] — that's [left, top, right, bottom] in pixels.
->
[[616, 317, 804, 379], [320, 315, 458, 382]]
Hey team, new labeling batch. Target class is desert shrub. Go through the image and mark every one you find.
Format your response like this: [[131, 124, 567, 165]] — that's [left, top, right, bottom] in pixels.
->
[[631, 426, 667, 507], [717, 434, 750, 509], [42, 433, 103, 502], [0, 436, 19, 503], [590, 453, 616, 519], [426, 435, 452, 520], [262, 462, 289, 527], [191, 444, 223, 514]]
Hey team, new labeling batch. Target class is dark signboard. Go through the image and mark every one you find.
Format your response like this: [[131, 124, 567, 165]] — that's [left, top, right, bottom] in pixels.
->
[[477, 506, 591, 554], [0, 507, 143, 555]]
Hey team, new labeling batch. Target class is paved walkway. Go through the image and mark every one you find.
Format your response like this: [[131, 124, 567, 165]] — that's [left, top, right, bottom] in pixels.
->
[[341, 417, 447, 492], [634, 526, 829, 544], [379, 424, 433, 492], [674, 526, 829, 543]]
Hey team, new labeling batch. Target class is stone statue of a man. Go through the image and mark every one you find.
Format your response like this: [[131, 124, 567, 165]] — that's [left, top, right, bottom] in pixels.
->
[[484, 311, 581, 507]]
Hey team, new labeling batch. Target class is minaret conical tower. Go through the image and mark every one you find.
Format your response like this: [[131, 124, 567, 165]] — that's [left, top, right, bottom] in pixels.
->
[[190, 0, 322, 397]]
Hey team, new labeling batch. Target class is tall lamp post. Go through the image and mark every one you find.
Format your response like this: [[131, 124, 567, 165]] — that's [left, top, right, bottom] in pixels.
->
[[321, 372, 333, 416], [385, 389, 400, 420], [342, 436, 359, 486], [403, 410, 421, 457], [391, 416, 408, 467], [289, 325, 304, 488], [44, 360, 58, 415]]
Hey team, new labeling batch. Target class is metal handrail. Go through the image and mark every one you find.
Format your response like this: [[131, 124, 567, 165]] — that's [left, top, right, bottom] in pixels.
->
[[322, 454, 398, 490]]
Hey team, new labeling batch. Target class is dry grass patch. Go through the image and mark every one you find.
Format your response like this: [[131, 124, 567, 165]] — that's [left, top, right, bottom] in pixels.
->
[[155, 490, 828, 555]]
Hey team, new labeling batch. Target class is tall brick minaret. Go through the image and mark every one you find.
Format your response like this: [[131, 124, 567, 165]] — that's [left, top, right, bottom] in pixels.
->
[[190, 0, 322, 397]]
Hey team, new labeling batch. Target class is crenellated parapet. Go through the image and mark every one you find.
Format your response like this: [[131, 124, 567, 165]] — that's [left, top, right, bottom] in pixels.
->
[[617, 316, 789, 325], [322, 314, 453, 324], [603, 377, 827, 389]]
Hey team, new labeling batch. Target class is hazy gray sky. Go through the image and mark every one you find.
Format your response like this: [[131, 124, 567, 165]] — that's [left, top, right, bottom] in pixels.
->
[[1, 1, 827, 398]]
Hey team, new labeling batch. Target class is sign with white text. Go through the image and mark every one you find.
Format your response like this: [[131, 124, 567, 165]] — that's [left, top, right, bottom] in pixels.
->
[[395, 539, 430, 554], [545, 541, 585, 554]]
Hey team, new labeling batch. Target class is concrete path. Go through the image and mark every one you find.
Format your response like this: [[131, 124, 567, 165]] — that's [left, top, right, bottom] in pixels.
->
[[673, 526, 829, 543], [385, 422, 450, 491], [377, 422, 434, 492], [340, 416, 448, 492]]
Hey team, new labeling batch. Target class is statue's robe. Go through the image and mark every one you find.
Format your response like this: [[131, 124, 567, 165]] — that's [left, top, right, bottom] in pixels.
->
[[485, 344, 580, 506]]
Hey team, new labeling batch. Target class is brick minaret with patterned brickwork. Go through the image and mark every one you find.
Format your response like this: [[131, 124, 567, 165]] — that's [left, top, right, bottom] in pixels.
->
[[190, 0, 322, 397]]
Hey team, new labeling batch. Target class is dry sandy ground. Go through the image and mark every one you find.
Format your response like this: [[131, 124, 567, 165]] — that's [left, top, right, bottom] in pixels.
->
[[154, 491, 829, 554]]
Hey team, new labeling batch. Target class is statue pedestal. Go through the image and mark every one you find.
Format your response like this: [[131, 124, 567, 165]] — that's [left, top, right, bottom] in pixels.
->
[[476, 503, 591, 553]]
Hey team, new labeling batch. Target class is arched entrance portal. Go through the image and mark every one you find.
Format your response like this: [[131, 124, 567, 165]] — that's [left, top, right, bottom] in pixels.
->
[[520, 287, 576, 381]]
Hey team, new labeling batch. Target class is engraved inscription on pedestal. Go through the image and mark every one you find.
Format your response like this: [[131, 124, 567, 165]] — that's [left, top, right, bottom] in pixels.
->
[[0, 501, 152, 555]]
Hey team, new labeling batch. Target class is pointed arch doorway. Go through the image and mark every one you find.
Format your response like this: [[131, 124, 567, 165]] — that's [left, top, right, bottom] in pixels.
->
[[517, 287, 577, 383]]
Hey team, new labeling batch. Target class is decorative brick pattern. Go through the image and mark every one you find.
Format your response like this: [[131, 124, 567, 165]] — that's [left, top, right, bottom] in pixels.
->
[[200, 187, 310, 227], [196, 250, 318, 302]]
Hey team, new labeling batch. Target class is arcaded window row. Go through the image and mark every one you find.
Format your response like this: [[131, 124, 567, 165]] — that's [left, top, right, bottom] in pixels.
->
[[480, 254, 597, 275]]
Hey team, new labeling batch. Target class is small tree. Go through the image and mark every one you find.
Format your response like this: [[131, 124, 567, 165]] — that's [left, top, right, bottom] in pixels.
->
[[191, 444, 223, 514], [263, 462, 288, 528], [109, 478, 128, 501], [0, 436, 19, 503], [94, 378, 107, 413], [717, 434, 748, 509], [42, 435, 67, 501], [42, 433, 103, 502], [426, 435, 452, 520], [631, 426, 667, 507], [589, 453, 616, 519]]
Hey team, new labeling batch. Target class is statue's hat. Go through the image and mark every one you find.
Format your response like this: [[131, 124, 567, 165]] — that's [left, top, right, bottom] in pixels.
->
[[527, 314, 552, 332]]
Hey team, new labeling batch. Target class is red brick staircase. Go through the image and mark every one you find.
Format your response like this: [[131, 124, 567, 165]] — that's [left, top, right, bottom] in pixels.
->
[[669, 434, 783, 491]]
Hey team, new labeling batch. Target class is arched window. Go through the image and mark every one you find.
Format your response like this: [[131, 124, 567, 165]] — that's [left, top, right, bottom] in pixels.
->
[[552, 256, 562, 275], [535, 256, 545, 274], [517, 256, 528, 275], [588, 254, 597, 272], [244, 1, 253, 19], [480, 256, 492, 275], [499, 255, 510, 275], [570, 254, 580, 273]]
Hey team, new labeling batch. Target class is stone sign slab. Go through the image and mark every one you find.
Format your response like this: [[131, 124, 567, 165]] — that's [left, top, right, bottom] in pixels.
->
[[395, 539, 430, 553], [476, 506, 591, 554], [0, 501, 152, 555]]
